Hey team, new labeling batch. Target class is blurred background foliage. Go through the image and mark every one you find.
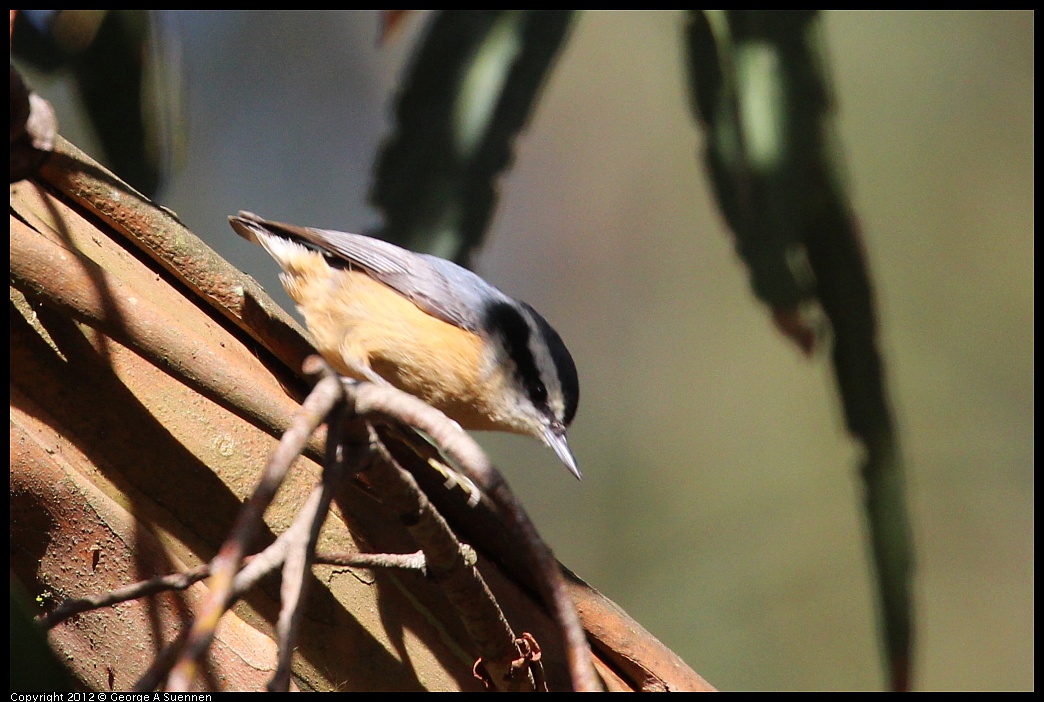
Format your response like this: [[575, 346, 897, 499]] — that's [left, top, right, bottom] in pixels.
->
[[14, 10, 1033, 690]]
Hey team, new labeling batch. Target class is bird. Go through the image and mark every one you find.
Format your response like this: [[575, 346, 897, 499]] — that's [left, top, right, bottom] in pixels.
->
[[229, 212, 581, 479]]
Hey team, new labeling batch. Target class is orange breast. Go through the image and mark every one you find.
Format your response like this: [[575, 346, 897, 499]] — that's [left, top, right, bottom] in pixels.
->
[[276, 248, 514, 432]]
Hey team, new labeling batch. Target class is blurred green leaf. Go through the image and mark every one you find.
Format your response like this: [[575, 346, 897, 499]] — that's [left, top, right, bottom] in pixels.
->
[[684, 10, 914, 690], [372, 10, 575, 264]]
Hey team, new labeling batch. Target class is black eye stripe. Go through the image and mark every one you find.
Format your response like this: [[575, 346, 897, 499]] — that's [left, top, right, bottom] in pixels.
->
[[484, 301, 579, 427], [522, 302, 579, 426], [484, 301, 548, 409]]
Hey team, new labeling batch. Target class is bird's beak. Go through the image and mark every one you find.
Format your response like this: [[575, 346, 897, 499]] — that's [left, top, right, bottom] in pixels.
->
[[543, 424, 582, 481]]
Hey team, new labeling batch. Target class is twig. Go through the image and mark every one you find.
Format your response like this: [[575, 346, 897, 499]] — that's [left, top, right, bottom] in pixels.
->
[[40, 567, 210, 630], [42, 342, 590, 690], [315, 550, 428, 571], [345, 378, 600, 691], [138, 483, 325, 692], [165, 374, 342, 691], [268, 489, 323, 691], [363, 429, 533, 691], [39, 548, 429, 631], [268, 402, 348, 691]]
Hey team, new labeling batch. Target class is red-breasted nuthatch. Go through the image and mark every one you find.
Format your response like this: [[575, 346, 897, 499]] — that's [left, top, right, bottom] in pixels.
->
[[229, 212, 581, 479]]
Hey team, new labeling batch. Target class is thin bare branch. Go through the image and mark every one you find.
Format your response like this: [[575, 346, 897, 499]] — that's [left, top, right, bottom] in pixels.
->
[[269, 402, 348, 692], [363, 429, 535, 691], [38, 546, 427, 630], [344, 378, 600, 691], [137, 484, 323, 692], [315, 550, 428, 571], [41, 567, 210, 630], [166, 374, 342, 691]]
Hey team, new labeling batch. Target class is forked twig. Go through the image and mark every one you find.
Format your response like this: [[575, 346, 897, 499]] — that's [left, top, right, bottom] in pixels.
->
[[165, 373, 342, 691], [344, 376, 600, 691]]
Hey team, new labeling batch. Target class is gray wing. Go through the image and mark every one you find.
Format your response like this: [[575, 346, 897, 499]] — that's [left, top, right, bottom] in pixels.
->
[[232, 212, 508, 333]]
